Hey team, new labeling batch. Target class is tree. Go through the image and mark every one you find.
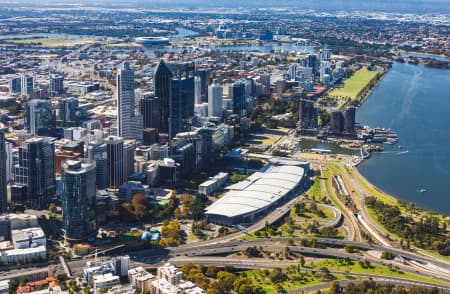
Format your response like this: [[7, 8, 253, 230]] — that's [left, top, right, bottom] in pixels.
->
[[48, 203, 57, 213], [329, 281, 340, 294], [299, 255, 306, 268], [131, 193, 148, 220]]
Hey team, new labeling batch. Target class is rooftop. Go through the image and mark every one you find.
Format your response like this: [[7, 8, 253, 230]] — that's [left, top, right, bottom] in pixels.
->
[[205, 162, 306, 218]]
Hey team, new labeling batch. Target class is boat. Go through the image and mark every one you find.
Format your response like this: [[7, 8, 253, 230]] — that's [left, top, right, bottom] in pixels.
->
[[418, 188, 427, 193]]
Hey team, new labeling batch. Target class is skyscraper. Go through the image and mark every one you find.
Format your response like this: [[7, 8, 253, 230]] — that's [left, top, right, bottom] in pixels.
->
[[169, 62, 195, 139], [59, 97, 79, 127], [117, 62, 142, 140], [330, 111, 344, 134], [154, 60, 173, 134], [49, 74, 64, 96], [87, 140, 108, 189], [14, 138, 56, 209], [208, 84, 223, 118], [61, 159, 96, 242], [140, 94, 160, 131], [21, 74, 34, 96], [194, 76, 202, 105], [298, 99, 318, 134], [231, 82, 246, 116], [26, 99, 56, 136], [106, 136, 124, 189], [0, 131, 7, 213], [123, 143, 135, 181], [9, 76, 21, 94], [343, 106, 356, 134], [195, 69, 211, 103]]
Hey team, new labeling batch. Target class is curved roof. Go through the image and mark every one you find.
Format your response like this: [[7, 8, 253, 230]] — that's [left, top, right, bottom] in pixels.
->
[[205, 164, 305, 219]]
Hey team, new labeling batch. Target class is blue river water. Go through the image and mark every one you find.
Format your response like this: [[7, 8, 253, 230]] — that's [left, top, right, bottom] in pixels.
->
[[357, 61, 450, 216]]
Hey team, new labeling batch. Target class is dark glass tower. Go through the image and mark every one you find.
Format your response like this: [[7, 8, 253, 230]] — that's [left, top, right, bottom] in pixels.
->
[[140, 94, 161, 131], [170, 63, 195, 138], [154, 60, 173, 134], [231, 82, 246, 116], [298, 99, 318, 134], [14, 138, 56, 209], [106, 136, 124, 189]]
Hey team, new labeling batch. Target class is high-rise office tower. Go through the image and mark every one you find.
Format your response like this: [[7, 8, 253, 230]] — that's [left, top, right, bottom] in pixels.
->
[[21, 74, 34, 96], [86, 140, 108, 189], [139, 94, 160, 131], [195, 69, 211, 103], [26, 99, 56, 136], [298, 99, 318, 134], [194, 76, 202, 105], [117, 61, 142, 140], [208, 84, 223, 118], [123, 143, 135, 181], [154, 60, 173, 134], [49, 74, 64, 96], [343, 106, 356, 134], [9, 76, 22, 94], [231, 82, 246, 116], [59, 97, 79, 127], [14, 138, 56, 209], [106, 136, 124, 189], [61, 159, 96, 242], [169, 62, 195, 139], [0, 131, 7, 213]]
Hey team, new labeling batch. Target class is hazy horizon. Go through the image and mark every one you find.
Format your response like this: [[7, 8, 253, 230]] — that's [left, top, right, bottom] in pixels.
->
[[1, 0, 450, 13]]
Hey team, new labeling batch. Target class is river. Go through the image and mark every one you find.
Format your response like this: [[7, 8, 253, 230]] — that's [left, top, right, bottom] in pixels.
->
[[357, 61, 450, 216]]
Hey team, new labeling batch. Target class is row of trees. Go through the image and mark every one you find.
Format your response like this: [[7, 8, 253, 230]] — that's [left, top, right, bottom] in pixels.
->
[[325, 280, 442, 294], [366, 196, 450, 255]]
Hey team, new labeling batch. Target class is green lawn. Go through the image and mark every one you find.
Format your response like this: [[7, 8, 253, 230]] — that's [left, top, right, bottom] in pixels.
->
[[244, 269, 345, 293], [328, 67, 379, 100], [6, 37, 96, 47], [308, 259, 450, 287]]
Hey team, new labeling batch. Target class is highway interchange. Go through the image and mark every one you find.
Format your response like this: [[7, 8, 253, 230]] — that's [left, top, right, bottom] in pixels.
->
[[1, 154, 450, 292]]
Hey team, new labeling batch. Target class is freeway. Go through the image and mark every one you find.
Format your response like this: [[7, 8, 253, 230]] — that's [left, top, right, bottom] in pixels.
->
[[170, 237, 450, 270], [287, 278, 450, 294], [167, 244, 450, 283]]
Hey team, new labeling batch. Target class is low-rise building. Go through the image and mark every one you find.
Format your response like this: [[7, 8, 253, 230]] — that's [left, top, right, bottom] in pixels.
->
[[128, 266, 154, 293], [93, 273, 121, 293], [151, 278, 180, 294], [198, 172, 229, 195], [157, 263, 183, 285]]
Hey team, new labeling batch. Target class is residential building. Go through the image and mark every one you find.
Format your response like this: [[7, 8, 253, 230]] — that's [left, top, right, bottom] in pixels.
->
[[117, 61, 142, 140], [61, 160, 96, 242]]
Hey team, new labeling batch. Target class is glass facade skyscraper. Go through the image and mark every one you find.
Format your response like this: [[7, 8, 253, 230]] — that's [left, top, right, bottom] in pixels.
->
[[26, 99, 56, 136], [106, 136, 124, 189], [154, 60, 173, 134], [14, 137, 56, 209], [61, 159, 96, 242]]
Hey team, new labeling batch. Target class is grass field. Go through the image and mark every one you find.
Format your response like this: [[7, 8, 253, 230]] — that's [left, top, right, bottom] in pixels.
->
[[6, 37, 96, 47], [308, 259, 450, 287], [328, 67, 379, 100]]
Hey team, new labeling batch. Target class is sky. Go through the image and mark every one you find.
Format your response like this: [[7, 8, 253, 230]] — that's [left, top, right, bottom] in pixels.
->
[[1, 0, 449, 13]]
